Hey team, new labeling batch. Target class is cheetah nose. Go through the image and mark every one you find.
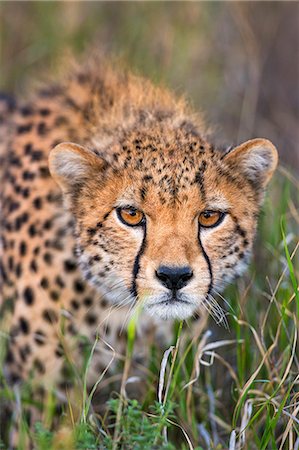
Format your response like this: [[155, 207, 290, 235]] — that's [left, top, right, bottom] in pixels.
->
[[155, 265, 193, 290]]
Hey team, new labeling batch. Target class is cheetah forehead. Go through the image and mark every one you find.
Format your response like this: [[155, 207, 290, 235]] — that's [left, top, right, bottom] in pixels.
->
[[106, 139, 234, 208]]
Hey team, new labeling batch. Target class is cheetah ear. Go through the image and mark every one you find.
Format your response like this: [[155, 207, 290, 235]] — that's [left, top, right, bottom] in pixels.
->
[[224, 138, 278, 188], [49, 142, 108, 193]]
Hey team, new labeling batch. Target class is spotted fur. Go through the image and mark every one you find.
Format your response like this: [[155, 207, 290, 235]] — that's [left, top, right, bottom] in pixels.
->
[[0, 59, 277, 402]]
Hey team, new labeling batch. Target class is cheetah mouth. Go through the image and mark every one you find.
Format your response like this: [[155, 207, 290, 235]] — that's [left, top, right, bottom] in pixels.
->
[[148, 291, 193, 307], [156, 297, 191, 306], [144, 293, 198, 320]]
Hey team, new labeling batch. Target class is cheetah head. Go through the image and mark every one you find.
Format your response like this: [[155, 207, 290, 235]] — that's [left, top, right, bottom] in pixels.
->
[[49, 129, 277, 321]]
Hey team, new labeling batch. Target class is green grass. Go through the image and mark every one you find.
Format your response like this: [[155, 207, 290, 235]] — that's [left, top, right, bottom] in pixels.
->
[[1, 3, 298, 449]]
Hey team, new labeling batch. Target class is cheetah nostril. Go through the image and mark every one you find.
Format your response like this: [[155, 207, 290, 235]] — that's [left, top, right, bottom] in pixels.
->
[[155, 266, 193, 290]]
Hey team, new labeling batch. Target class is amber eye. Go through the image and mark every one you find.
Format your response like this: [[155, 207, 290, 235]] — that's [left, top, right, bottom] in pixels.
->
[[117, 207, 145, 227], [198, 210, 224, 228]]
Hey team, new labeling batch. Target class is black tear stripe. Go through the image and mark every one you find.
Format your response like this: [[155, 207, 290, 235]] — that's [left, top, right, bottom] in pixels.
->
[[131, 223, 147, 298], [198, 229, 213, 297]]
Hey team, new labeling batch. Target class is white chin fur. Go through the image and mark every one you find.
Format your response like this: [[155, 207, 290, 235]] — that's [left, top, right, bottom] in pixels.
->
[[145, 301, 198, 320]]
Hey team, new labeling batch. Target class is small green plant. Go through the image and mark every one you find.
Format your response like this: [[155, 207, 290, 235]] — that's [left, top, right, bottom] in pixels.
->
[[104, 398, 176, 450]]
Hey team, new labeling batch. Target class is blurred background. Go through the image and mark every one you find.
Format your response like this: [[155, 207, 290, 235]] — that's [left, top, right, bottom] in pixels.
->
[[1, 1, 298, 171]]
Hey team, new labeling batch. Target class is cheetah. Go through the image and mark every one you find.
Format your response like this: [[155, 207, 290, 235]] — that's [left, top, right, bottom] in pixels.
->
[[0, 57, 277, 437]]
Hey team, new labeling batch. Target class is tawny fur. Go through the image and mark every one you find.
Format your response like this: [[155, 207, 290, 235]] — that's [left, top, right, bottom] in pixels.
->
[[0, 58, 277, 419]]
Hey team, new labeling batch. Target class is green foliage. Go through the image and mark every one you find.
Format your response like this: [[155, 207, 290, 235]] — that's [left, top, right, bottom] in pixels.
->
[[33, 422, 54, 450], [104, 399, 176, 450]]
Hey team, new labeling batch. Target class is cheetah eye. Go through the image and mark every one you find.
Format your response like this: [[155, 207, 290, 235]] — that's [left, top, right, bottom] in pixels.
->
[[117, 207, 145, 227], [198, 210, 225, 228]]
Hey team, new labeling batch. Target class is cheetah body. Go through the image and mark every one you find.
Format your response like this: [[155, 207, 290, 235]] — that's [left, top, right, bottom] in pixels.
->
[[0, 60, 277, 395]]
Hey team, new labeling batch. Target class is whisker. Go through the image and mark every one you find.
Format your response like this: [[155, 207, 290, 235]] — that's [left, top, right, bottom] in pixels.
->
[[212, 288, 236, 315], [206, 294, 229, 329]]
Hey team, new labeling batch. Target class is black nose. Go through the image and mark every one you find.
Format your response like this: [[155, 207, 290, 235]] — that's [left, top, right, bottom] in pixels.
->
[[155, 266, 193, 290]]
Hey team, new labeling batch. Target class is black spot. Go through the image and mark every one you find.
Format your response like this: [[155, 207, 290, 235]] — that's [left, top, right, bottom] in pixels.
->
[[74, 279, 85, 293], [60, 362, 72, 378], [39, 166, 50, 178], [101, 298, 108, 307], [19, 348, 27, 362], [59, 380, 74, 390], [5, 349, 14, 364], [22, 187, 30, 198], [85, 313, 97, 326], [8, 255, 14, 271], [71, 299, 80, 310], [17, 123, 32, 134], [64, 259, 77, 272], [37, 122, 47, 135], [19, 345, 31, 362], [9, 201, 20, 212], [24, 143, 32, 155], [87, 227, 97, 237], [30, 259, 38, 272], [23, 286, 34, 305], [143, 175, 153, 182], [40, 277, 49, 289], [83, 297, 93, 307], [54, 116, 68, 126], [33, 246, 40, 255], [43, 219, 53, 230], [19, 317, 30, 334], [33, 358, 45, 374], [34, 330, 46, 345], [28, 224, 37, 237], [50, 290, 60, 301], [33, 197, 42, 209], [42, 309, 58, 323], [67, 323, 77, 335], [20, 106, 33, 116], [39, 108, 51, 116], [20, 241, 27, 256], [15, 262, 22, 278], [55, 275, 65, 288], [10, 372, 22, 384], [55, 344, 64, 358], [31, 150, 43, 162], [9, 155, 22, 167], [22, 170, 35, 181], [43, 252, 53, 265]]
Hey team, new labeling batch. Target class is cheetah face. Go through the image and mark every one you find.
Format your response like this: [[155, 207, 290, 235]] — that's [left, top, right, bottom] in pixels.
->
[[49, 132, 277, 321]]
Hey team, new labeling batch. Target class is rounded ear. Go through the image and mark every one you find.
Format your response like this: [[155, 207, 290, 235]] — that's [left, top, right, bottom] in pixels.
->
[[224, 138, 278, 187], [49, 142, 108, 193]]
